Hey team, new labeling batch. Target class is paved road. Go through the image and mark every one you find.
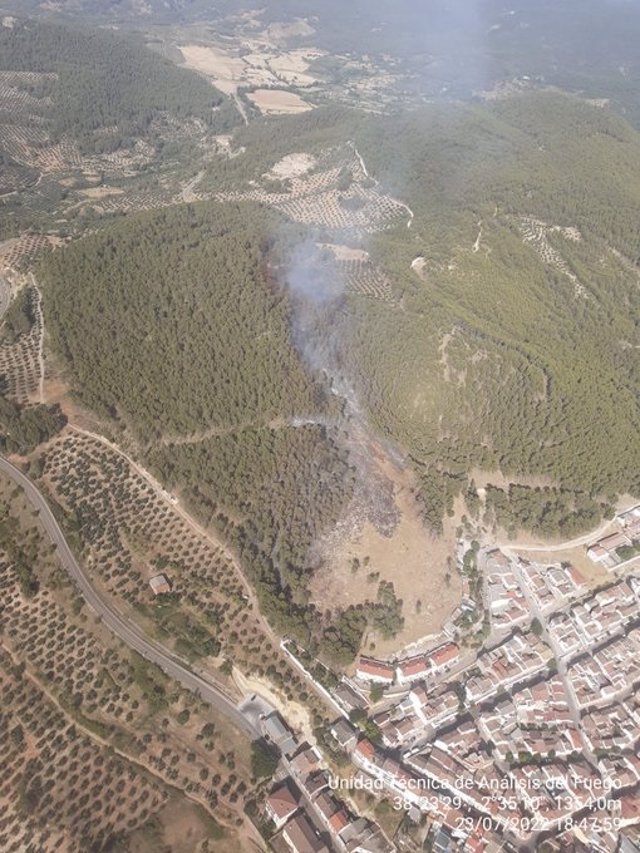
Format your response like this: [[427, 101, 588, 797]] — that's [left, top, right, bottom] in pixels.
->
[[0, 455, 258, 738]]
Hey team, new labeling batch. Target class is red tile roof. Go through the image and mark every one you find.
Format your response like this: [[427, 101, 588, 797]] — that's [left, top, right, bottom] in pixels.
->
[[328, 808, 349, 834], [355, 738, 376, 760], [267, 781, 298, 819], [431, 643, 459, 666], [567, 564, 586, 585], [357, 657, 394, 679], [398, 656, 428, 676]]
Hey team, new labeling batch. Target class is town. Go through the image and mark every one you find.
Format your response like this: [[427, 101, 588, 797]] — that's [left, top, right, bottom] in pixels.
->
[[260, 507, 640, 853]]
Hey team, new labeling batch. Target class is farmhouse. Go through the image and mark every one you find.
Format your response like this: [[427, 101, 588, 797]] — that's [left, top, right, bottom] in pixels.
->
[[149, 573, 171, 595]]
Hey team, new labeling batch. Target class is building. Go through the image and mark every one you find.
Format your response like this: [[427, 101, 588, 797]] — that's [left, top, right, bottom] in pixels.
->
[[353, 738, 381, 775], [281, 811, 329, 853], [428, 642, 459, 673], [315, 790, 339, 823], [587, 544, 609, 563], [290, 745, 322, 777], [333, 680, 367, 713], [328, 808, 350, 836], [262, 712, 298, 756], [330, 719, 358, 752], [396, 655, 429, 685], [149, 573, 171, 595], [266, 780, 299, 829], [356, 657, 394, 684], [587, 531, 631, 563], [303, 770, 330, 799]]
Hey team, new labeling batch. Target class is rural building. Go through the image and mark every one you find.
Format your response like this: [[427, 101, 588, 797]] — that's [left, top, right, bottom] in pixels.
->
[[281, 811, 329, 853], [266, 779, 299, 829], [356, 657, 394, 684], [149, 573, 171, 595]]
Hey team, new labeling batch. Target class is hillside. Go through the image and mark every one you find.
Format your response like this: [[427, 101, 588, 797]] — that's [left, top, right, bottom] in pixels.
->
[[0, 18, 232, 151], [343, 93, 640, 531], [41, 200, 369, 659], [0, 17, 240, 239], [7, 1, 640, 122], [41, 93, 640, 549]]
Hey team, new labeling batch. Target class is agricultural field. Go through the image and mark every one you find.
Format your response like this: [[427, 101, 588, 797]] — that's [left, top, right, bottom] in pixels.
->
[[0, 645, 168, 853], [0, 283, 44, 405], [0, 467, 268, 849], [215, 143, 412, 237], [36, 427, 328, 711], [0, 234, 62, 272], [316, 243, 396, 303], [246, 89, 313, 115]]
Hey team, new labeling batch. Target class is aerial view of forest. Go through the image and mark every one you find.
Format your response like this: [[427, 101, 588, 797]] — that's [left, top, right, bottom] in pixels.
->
[[0, 2, 639, 852]]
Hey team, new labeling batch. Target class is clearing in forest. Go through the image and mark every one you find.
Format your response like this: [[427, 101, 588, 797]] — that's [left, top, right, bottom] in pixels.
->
[[247, 89, 314, 115], [310, 448, 462, 657]]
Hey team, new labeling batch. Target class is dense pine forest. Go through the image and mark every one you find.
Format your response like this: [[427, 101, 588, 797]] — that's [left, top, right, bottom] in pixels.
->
[[42, 93, 640, 550], [43, 202, 320, 438], [0, 19, 238, 151], [42, 201, 377, 660], [347, 94, 640, 530]]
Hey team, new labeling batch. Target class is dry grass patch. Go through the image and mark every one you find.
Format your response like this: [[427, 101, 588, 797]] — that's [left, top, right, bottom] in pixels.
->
[[247, 89, 313, 114], [311, 453, 462, 657], [178, 44, 247, 93]]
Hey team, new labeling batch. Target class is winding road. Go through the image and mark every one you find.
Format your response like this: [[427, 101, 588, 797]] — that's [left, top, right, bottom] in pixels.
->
[[0, 455, 259, 738]]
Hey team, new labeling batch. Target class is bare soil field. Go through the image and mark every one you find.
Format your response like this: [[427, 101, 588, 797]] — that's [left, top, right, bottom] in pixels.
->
[[79, 186, 125, 199], [319, 243, 370, 262], [310, 450, 462, 657], [178, 44, 251, 93], [247, 89, 313, 114], [268, 152, 316, 180], [509, 545, 610, 588], [265, 48, 321, 87]]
